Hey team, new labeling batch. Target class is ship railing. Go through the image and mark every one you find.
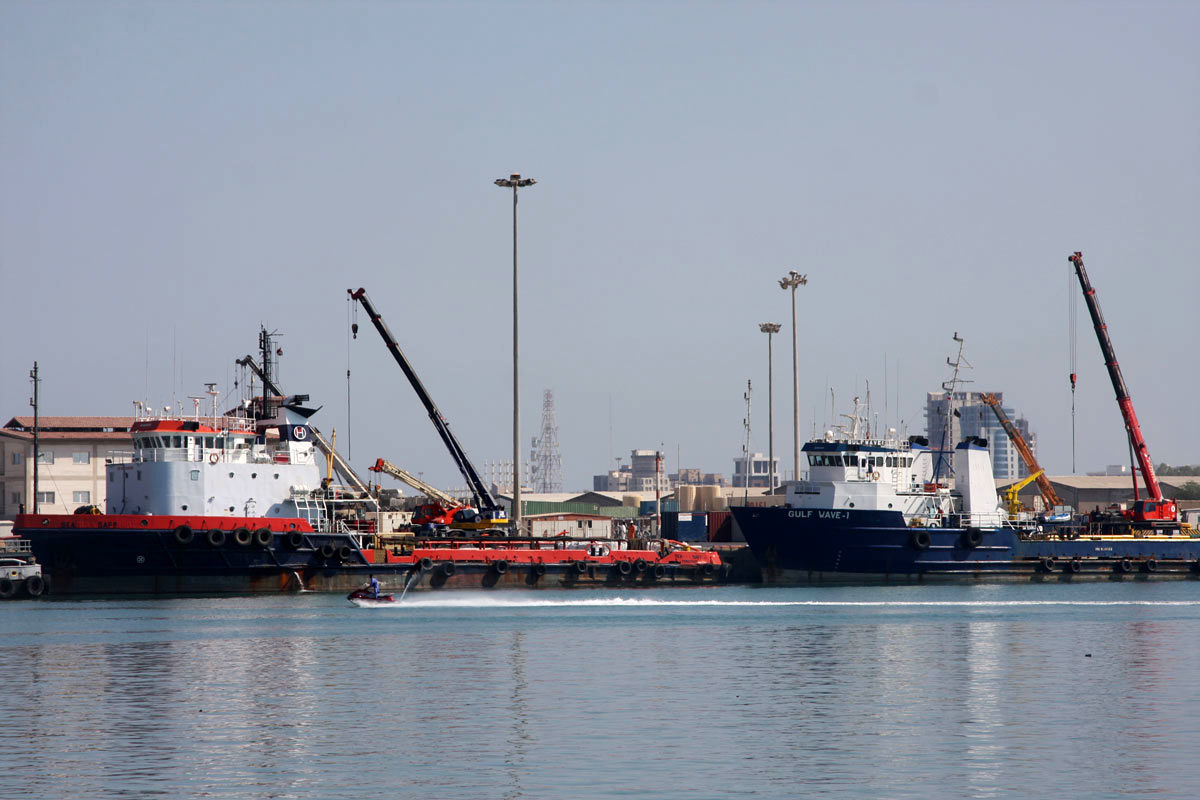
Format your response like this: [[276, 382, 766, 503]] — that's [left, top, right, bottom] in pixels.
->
[[0, 538, 32, 554]]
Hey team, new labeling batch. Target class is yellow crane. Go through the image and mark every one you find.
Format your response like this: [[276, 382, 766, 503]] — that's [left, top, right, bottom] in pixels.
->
[[980, 393, 1065, 513], [1004, 470, 1045, 520]]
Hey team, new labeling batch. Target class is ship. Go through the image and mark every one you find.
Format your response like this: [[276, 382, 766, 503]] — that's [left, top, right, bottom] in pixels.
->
[[15, 328, 723, 595], [732, 252, 1199, 583]]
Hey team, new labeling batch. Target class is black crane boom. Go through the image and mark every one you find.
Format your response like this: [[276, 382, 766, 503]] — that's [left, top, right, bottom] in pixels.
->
[[348, 288, 501, 517]]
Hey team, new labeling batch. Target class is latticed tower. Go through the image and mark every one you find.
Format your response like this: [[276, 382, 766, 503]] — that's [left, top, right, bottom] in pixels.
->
[[529, 389, 564, 493]]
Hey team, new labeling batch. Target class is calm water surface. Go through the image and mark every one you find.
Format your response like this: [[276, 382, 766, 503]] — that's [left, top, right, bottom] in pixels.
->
[[2, 582, 1199, 799]]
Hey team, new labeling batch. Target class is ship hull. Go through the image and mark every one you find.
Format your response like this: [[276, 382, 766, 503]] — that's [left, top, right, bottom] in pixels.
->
[[16, 514, 725, 595], [731, 507, 1200, 583]]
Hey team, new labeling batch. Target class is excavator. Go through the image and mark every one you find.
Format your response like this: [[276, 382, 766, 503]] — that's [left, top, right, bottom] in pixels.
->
[[1069, 252, 1178, 525], [979, 393, 1066, 517], [349, 288, 510, 531]]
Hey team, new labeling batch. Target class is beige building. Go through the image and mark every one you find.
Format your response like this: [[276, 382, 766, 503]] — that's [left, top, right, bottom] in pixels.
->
[[0, 416, 134, 520], [998, 474, 1200, 514]]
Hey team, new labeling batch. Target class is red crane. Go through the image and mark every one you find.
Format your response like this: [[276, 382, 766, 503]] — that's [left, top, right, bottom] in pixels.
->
[[1068, 252, 1177, 523]]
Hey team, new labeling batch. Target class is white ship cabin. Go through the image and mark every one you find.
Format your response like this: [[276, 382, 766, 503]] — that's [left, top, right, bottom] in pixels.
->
[[106, 394, 323, 518], [787, 433, 1006, 526]]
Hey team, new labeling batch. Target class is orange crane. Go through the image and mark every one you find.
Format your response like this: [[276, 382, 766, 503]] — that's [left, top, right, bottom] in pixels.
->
[[980, 393, 1065, 513]]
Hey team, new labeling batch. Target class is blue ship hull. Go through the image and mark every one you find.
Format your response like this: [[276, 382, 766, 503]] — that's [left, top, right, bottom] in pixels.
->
[[731, 507, 1200, 582]]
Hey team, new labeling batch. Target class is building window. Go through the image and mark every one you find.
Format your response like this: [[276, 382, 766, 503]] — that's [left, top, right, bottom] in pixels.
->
[[73, 451, 90, 464], [73, 491, 91, 503], [36, 450, 54, 464], [11, 492, 21, 506], [35, 491, 55, 504], [10, 452, 20, 465]]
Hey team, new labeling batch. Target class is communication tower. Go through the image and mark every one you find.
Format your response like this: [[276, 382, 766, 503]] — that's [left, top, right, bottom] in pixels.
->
[[529, 389, 564, 493]]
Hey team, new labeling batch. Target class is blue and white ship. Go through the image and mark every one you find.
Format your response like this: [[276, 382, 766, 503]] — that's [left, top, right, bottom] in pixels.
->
[[731, 423, 1200, 582]]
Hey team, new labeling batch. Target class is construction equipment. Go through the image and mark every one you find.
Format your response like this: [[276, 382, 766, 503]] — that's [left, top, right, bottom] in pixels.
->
[[348, 288, 509, 528], [370, 458, 468, 527], [979, 393, 1064, 512], [235, 355, 374, 497], [1069, 252, 1177, 523], [1003, 470, 1045, 520]]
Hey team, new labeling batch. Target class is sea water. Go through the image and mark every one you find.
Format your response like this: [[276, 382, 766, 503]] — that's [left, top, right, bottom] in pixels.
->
[[2, 582, 1199, 799]]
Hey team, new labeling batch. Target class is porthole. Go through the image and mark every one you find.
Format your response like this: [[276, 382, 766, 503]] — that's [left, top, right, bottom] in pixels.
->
[[888, 503, 893, 508], [274, 473, 280, 479], [140, 519, 148, 527], [251, 472, 257, 479], [228, 472, 234, 478], [182, 505, 188, 511], [228, 506, 235, 513], [849, 502, 855, 508]]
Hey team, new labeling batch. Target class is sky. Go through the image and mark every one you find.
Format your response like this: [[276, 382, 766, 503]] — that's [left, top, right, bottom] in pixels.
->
[[2, 1, 1198, 492]]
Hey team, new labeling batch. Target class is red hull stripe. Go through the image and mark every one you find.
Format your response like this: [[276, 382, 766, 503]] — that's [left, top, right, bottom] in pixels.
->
[[13, 514, 315, 533]]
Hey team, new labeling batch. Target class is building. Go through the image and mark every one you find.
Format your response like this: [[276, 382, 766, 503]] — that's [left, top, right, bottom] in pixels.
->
[[999, 475, 1200, 514], [670, 468, 727, 487], [731, 452, 779, 489], [926, 391, 1037, 482], [0, 416, 135, 520], [593, 449, 671, 493]]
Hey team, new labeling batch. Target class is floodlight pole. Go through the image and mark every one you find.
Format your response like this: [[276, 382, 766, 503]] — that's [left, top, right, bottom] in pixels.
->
[[494, 173, 536, 534], [759, 323, 781, 492], [778, 271, 807, 482]]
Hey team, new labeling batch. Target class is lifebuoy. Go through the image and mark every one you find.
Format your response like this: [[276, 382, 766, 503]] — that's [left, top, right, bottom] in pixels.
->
[[253, 528, 273, 548], [0, 578, 13, 599], [207, 529, 226, 547], [173, 525, 194, 545], [209, 452, 219, 464], [910, 530, 931, 551], [492, 559, 509, 575], [871, 471, 881, 481], [233, 527, 253, 546], [24, 575, 45, 597]]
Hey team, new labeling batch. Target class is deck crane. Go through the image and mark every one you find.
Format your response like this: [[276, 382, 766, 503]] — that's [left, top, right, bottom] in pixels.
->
[[234, 354, 374, 498], [1068, 251, 1177, 523], [979, 393, 1064, 513], [369, 457, 469, 527], [1003, 470, 1047, 520], [348, 287, 509, 528]]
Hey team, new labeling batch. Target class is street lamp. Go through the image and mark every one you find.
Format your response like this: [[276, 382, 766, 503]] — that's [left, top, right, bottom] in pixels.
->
[[494, 173, 536, 533], [778, 270, 807, 482], [759, 323, 781, 493]]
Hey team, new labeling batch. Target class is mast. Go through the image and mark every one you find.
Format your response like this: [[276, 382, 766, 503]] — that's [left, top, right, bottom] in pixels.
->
[[29, 362, 39, 513]]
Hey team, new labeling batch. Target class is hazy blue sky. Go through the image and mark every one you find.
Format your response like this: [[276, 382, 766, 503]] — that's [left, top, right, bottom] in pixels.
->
[[2, 1, 1197, 491]]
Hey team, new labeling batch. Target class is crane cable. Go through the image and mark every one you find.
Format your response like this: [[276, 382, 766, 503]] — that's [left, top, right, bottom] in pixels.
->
[[1069, 261, 1078, 474]]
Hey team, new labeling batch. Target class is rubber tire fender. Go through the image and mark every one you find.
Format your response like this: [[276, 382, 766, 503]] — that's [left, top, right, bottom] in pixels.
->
[[1143, 559, 1158, 573], [651, 564, 667, 579], [417, 557, 434, 571], [253, 528, 273, 548], [439, 561, 456, 577], [1065, 559, 1082, 574], [573, 560, 589, 575], [233, 527, 253, 547], [173, 525, 195, 546], [207, 529, 227, 547], [701, 563, 716, 577], [531, 562, 547, 576], [614, 560, 632, 576], [1040, 557, 1057, 573], [337, 545, 353, 562], [24, 575, 45, 597], [961, 528, 983, 549], [285, 532, 305, 549], [318, 543, 337, 560], [910, 530, 931, 551], [633, 558, 647, 573], [492, 559, 509, 575], [0, 578, 14, 599], [1116, 558, 1133, 574]]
